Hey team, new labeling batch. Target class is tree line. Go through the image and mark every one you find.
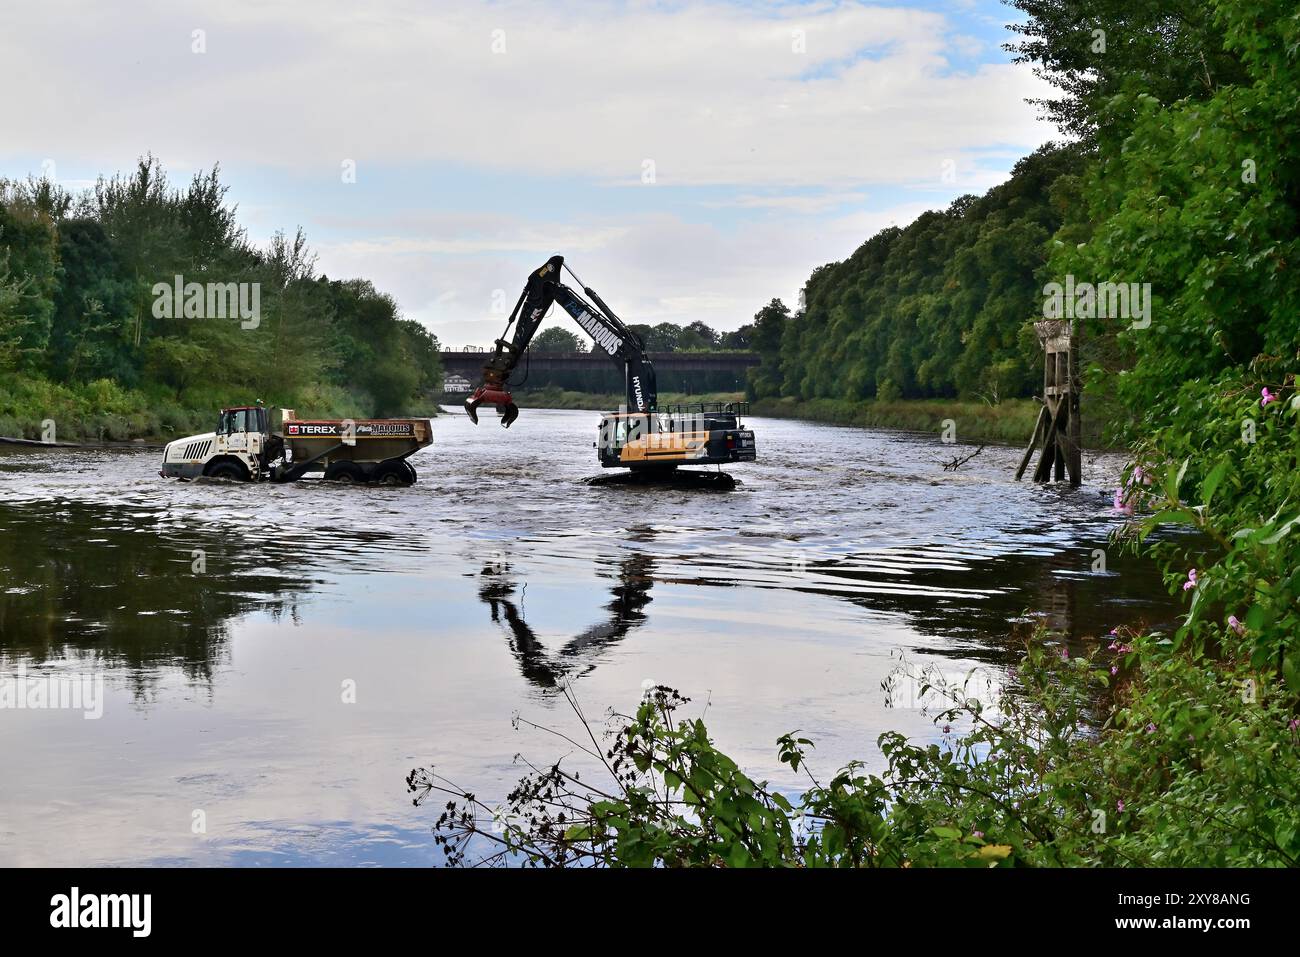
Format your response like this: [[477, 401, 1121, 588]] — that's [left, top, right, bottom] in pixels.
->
[[0, 158, 441, 439], [530, 319, 751, 354], [746, 0, 1268, 418], [746, 142, 1084, 405]]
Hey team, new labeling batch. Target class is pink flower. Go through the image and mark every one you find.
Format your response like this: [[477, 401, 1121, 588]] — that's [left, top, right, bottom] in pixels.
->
[[1289, 719, 1299, 732], [1182, 568, 1198, 591], [942, 724, 951, 734], [1113, 487, 1134, 515], [1145, 722, 1157, 733], [1117, 800, 1125, 813], [1060, 647, 1070, 661], [1132, 465, 1151, 486], [1228, 615, 1246, 636], [1261, 387, 1276, 407], [972, 830, 984, 839], [1111, 665, 1119, 676]]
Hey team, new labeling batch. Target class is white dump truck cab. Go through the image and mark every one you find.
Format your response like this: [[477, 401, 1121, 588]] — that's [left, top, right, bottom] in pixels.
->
[[160, 405, 274, 481]]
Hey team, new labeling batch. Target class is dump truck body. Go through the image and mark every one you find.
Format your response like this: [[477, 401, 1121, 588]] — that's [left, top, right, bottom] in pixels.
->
[[281, 416, 431, 468]]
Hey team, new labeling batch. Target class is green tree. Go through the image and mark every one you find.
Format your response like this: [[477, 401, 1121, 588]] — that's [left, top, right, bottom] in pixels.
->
[[747, 299, 789, 399], [1005, 0, 1249, 142], [677, 320, 719, 351], [531, 325, 586, 352], [719, 323, 752, 350], [0, 180, 60, 363], [48, 218, 136, 382]]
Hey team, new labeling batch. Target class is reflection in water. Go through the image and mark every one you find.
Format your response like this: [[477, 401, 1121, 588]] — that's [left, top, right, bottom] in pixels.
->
[[1, 499, 324, 686], [479, 554, 654, 690], [0, 415, 1189, 865], [0, 501, 293, 681]]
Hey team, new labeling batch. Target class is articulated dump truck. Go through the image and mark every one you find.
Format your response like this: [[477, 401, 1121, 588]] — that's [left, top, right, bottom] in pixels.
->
[[160, 406, 431, 485]]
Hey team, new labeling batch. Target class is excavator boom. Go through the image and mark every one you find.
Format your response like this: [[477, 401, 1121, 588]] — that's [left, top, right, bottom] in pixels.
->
[[464, 255, 756, 475], [464, 255, 656, 427]]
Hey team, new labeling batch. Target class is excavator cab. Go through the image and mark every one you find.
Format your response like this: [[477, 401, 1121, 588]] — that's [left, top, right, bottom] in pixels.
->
[[597, 402, 756, 470]]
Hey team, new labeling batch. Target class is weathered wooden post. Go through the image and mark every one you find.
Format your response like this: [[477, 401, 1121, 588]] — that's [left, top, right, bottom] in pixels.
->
[[1015, 319, 1081, 486]]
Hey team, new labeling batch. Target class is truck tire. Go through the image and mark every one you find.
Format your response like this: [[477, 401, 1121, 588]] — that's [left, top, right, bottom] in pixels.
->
[[324, 461, 366, 484], [372, 459, 415, 486], [205, 461, 248, 481]]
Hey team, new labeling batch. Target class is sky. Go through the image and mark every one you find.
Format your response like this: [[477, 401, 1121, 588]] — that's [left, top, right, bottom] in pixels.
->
[[0, 0, 1056, 348]]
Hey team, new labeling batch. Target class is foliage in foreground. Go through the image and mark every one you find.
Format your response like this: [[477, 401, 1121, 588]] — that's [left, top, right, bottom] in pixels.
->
[[409, 640, 1300, 868]]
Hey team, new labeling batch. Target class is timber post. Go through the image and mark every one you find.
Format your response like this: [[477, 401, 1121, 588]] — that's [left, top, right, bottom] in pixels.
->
[[1016, 319, 1081, 486]]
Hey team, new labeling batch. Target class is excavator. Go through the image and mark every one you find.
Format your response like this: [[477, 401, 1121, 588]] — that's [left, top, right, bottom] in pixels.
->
[[464, 255, 757, 477]]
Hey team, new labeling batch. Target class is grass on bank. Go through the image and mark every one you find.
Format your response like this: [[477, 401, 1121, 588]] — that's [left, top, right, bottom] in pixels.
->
[[751, 396, 1058, 447]]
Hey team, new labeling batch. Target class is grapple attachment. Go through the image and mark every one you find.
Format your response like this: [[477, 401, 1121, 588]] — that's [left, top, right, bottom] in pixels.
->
[[464, 385, 519, 428]]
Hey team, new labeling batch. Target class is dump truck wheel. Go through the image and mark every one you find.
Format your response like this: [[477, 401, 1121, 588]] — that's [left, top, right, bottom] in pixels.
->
[[373, 459, 414, 486], [205, 461, 248, 481], [324, 461, 365, 484], [401, 461, 417, 484]]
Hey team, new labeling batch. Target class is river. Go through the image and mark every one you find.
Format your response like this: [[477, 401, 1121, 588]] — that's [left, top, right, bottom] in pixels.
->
[[0, 408, 1178, 865]]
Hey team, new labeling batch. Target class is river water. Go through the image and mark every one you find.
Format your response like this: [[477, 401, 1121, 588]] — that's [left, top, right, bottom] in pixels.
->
[[0, 408, 1178, 865]]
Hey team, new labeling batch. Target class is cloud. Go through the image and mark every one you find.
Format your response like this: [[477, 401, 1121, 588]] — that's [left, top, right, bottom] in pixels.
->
[[702, 191, 870, 213], [321, 199, 943, 347], [2, 0, 1054, 188], [0, 1, 1056, 346], [327, 223, 630, 257]]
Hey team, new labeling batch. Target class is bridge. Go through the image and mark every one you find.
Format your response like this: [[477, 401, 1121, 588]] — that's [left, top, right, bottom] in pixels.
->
[[439, 349, 759, 394]]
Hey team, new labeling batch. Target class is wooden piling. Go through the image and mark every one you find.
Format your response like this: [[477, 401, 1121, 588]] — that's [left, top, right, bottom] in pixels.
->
[[1020, 319, 1081, 486], [1014, 405, 1048, 481]]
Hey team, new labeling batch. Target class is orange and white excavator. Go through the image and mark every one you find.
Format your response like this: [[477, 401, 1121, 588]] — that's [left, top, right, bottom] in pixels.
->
[[464, 255, 756, 474]]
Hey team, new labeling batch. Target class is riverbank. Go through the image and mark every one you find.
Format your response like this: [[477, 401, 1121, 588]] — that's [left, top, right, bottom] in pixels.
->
[[0, 373, 441, 444], [750, 396, 1041, 446], [509, 388, 1112, 449]]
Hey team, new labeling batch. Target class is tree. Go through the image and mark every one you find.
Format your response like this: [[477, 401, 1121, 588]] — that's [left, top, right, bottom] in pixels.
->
[[720, 324, 753, 350], [1004, 0, 1249, 141], [747, 299, 790, 399], [645, 322, 682, 352], [531, 325, 586, 352], [677, 320, 719, 351], [143, 337, 214, 399], [0, 181, 60, 363], [397, 319, 444, 393], [749, 143, 1082, 403], [48, 218, 136, 382]]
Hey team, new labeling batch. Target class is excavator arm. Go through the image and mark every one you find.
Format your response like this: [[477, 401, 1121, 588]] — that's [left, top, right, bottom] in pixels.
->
[[464, 255, 657, 427]]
